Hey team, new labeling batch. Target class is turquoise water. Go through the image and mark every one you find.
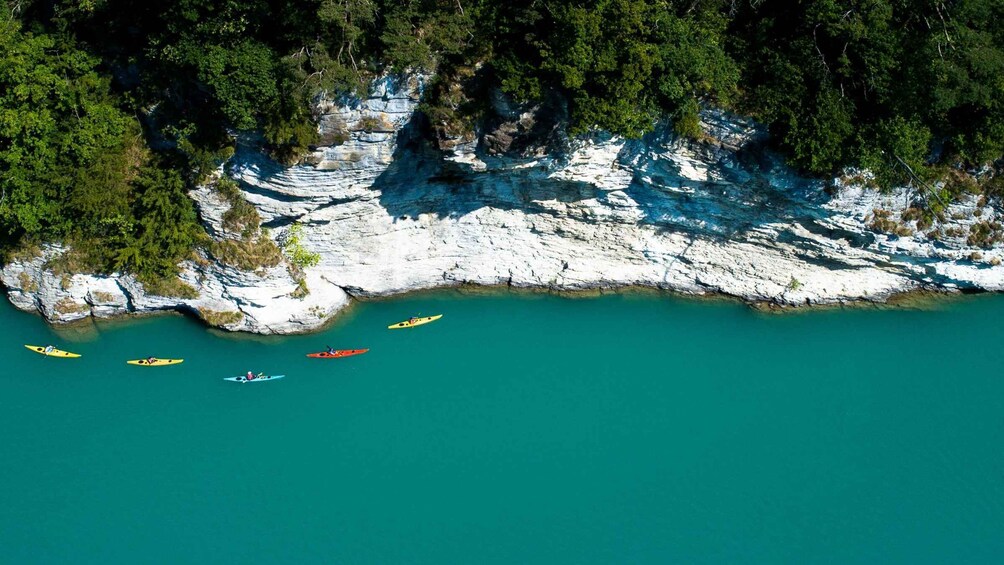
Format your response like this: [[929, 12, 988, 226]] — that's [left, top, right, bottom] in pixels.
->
[[2, 291, 1003, 564]]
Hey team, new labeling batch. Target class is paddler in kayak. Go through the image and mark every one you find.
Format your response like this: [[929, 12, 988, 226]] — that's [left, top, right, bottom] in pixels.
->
[[146, 356, 156, 364], [44, 345, 54, 354], [246, 371, 255, 381], [408, 317, 419, 326], [326, 345, 335, 354]]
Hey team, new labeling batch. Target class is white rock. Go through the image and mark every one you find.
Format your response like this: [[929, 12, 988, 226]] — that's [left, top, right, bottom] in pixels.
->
[[5, 75, 1003, 333]]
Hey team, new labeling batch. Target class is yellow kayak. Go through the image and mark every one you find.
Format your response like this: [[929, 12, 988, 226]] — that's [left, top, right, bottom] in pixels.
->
[[388, 314, 443, 329], [126, 358, 184, 367], [25, 345, 81, 358]]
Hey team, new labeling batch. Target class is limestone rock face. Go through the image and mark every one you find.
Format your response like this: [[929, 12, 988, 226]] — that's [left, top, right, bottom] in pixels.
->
[[4, 75, 1003, 333], [0, 245, 349, 333]]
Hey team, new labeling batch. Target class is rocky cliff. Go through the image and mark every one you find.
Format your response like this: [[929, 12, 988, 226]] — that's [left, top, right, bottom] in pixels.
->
[[4, 75, 1002, 333]]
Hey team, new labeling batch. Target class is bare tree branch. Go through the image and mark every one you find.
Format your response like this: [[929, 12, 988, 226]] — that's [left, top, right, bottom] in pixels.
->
[[813, 24, 830, 75]]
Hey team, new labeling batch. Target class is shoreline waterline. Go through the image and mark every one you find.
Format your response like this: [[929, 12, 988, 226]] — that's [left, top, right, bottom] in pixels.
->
[[3, 280, 978, 336]]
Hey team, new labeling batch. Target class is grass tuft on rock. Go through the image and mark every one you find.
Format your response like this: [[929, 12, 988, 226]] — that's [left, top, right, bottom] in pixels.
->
[[18, 272, 38, 292], [199, 309, 244, 327], [140, 274, 199, 299], [53, 298, 89, 315]]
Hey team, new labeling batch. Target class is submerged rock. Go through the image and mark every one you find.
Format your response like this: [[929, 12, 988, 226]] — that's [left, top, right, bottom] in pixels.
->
[[4, 75, 1003, 333]]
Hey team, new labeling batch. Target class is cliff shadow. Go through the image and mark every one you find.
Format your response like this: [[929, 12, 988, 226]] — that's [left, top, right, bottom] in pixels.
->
[[372, 116, 900, 268], [373, 115, 605, 221], [616, 131, 831, 239]]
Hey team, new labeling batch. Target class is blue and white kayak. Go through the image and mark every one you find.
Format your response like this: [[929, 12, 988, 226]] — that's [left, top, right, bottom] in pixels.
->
[[224, 374, 286, 383]]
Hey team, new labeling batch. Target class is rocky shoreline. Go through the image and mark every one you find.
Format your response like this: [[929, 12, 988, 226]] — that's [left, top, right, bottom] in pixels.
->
[[3, 75, 1002, 334]]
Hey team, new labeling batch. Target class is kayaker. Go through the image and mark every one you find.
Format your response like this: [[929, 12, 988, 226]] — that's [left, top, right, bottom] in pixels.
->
[[326, 345, 335, 354], [408, 317, 418, 325], [44, 345, 54, 354], [246, 371, 255, 381], [146, 357, 156, 364]]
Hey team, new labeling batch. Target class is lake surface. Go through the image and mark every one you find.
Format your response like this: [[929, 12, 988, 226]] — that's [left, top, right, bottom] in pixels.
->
[[2, 291, 1003, 564]]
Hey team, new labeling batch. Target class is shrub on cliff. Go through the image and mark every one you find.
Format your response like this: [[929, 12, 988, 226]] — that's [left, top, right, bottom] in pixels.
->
[[279, 224, 321, 270]]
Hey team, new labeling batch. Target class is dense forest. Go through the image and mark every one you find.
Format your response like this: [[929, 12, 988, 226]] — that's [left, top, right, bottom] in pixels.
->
[[2, 0, 1004, 282]]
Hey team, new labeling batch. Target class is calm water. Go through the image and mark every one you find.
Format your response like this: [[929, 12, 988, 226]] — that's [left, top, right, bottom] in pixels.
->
[[2, 291, 1003, 564]]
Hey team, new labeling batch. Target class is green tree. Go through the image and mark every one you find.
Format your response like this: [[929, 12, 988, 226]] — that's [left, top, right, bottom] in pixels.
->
[[0, 15, 134, 240], [173, 39, 280, 131], [116, 166, 202, 277], [488, 0, 738, 138]]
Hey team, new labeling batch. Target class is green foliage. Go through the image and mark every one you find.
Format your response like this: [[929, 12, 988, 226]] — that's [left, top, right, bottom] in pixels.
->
[[8, 0, 1004, 275], [924, 1, 1004, 164], [280, 223, 320, 269], [13, 0, 1004, 183], [381, 0, 474, 72], [489, 0, 738, 138], [208, 178, 283, 271], [673, 97, 703, 140], [785, 87, 855, 173], [0, 14, 199, 278], [181, 40, 279, 131], [731, 0, 1004, 182], [113, 166, 203, 277], [0, 16, 134, 240], [162, 123, 235, 184], [263, 66, 319, 165], [858, 116, 934, 189]]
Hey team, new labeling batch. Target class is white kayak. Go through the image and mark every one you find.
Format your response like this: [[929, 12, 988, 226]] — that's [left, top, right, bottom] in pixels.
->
[[224, 374, 286, 383]]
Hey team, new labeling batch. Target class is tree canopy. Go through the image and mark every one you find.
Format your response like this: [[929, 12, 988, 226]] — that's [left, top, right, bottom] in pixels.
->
[[3, 0, 1004, 276]]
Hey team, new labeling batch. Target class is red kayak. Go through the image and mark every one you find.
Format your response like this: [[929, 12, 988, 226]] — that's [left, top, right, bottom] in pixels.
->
[[306, 349, 369, 359]]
